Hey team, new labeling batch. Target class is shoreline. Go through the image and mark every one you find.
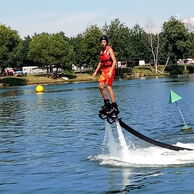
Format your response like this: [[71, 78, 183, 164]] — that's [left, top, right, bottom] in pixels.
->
[[0, 73, 193, 88], [0, 73, 96, 87]]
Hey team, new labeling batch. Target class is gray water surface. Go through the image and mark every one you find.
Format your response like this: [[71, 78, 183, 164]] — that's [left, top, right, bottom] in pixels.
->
[[1, 77, 194, 193]]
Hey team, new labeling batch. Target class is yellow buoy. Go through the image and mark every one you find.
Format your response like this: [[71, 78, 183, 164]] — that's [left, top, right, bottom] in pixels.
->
[[36, 85, 44, 93]]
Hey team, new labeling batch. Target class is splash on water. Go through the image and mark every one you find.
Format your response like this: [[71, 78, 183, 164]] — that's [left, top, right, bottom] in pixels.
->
[[101, 121, 134, 161], [101, 121, 119, 157], [89, 121, 194, 167]]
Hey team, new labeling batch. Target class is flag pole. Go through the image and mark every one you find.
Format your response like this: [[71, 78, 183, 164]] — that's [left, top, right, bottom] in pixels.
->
[[169, 90, 192, 132], [175, 102, 187, 126]]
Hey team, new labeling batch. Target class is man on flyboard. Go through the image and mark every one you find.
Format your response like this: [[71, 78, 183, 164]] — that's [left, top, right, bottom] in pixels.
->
[[93, 35, 119, 123]]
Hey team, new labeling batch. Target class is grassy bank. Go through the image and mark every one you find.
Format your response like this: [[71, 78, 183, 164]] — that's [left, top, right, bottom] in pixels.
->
[[0, 77, 27, 86], [131, 65, 168, 77], [1, 64, 193, 87], [0, 73, 95, 86]]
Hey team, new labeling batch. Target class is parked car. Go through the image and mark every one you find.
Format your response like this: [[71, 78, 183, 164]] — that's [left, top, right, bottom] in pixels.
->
[[4, 68, 23, 77]]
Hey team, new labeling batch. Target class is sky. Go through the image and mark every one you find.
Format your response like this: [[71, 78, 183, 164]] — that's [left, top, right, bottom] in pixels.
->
[[1, 0, 194, 38]]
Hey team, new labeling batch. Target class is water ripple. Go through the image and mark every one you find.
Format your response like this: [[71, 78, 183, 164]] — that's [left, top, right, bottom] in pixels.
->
[[0, 78, 194, 193]]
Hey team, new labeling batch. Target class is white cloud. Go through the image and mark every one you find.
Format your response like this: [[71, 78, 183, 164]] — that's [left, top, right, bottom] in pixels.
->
[[182, 17, 194, 24], [182, 17, 194, 32]]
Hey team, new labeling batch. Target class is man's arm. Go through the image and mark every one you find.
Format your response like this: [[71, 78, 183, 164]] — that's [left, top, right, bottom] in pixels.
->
[[92, 62, 101, 78]]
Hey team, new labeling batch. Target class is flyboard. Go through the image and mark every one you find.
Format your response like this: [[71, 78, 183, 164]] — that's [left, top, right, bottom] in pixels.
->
[[98, 106, 193, 151]]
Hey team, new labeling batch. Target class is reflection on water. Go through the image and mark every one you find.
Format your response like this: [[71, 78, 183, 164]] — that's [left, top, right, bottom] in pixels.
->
[[104, 162, 175, 194], [106, 168, 132, 193], [106, 168, 163, 193], [0, 78, 194, 193]]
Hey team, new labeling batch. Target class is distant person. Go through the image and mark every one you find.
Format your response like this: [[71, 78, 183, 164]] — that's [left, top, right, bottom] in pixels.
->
[[52, 70, 58, 79], [92, 35, 119, 118]]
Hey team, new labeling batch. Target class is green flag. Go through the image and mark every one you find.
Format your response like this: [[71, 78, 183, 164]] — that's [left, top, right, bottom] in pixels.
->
[[169, 90, 182, 104]]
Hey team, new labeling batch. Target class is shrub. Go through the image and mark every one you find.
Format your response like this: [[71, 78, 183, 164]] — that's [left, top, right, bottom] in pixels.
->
[[116, 68, 132, 77], [187, 65, 194, 73], [0, 77, 27, 86], [165, 65, 184, 74]]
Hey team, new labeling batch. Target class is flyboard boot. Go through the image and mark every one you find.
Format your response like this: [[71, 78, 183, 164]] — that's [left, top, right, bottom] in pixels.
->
[[106, 102, 120, 124], [99, 99, 111, 120]]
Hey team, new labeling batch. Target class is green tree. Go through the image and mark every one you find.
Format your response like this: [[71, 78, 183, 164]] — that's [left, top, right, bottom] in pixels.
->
[[20, 35, 35, 66], [83, 25, 102, 68], [103, 19, 150, 64], [130, 24, 151, 63], [49, 33, 73, 70], [0, 24, 22, 73], [103, 19, 133, 62], [28, 33, 50, 71], [188, 32, 194, 58], [71, 34, 86, 69], [161, 17, 190, 64], [56, 31, 71, 43], [28, 33, 73, 72]]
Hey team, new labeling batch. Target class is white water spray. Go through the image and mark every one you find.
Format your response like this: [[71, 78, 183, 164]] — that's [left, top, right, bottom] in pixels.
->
[[102, 121, 129, 161], [116, 120, 129, 161], [90, 121, 194, 167], [102, 121, 119, 157]]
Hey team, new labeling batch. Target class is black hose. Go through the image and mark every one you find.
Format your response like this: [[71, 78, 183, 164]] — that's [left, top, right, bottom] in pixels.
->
[[119, 119, 193, 151]]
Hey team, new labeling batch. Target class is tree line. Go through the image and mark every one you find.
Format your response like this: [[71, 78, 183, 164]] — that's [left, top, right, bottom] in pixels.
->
[[1, 17, 194, 74]]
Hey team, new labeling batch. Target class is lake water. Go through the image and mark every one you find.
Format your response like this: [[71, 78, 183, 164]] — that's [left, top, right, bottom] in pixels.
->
[[1, 76, 194, 193]]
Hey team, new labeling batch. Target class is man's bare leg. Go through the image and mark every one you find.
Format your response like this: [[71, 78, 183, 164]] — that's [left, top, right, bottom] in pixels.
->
[[107, 85, 115, 102], [98, 82, 107, 100]]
